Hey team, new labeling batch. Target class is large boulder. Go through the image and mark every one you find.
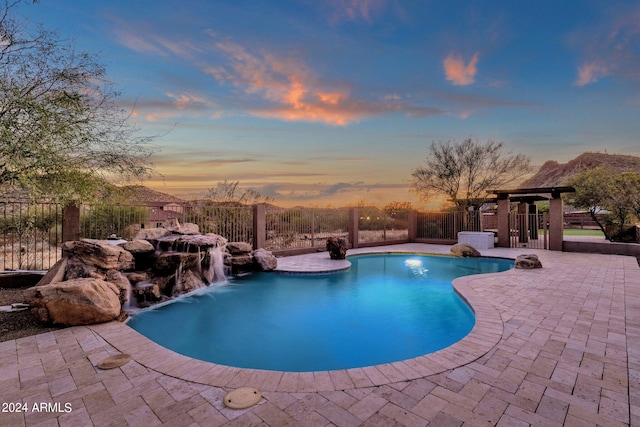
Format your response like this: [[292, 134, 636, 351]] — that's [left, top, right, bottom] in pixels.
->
[[168, 221, 199, 235], [229, 254, 254, 275], [120, 239, 156, 269], [253, 248, 277, 271], [65, 256, 103, 280], [62, 239, 135, 270], [226, 241, 253, 255], [515, 254, 543, 269], [326, 237, 348, 260], [25, 278, 121, 325], [119, 239, 155, 255], [133, 228, 171, 241], [36, 257, 68, 287], [450, 243, 481, 257], [155, 252, 200, 272], [174, 269, 206, 295], [174, 234, 227, 251], [105, 270, 132, 304]]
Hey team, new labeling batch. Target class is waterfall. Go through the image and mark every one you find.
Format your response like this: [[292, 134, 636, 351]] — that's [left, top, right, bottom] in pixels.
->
[[196, 247, 203, 278], [174, 259, 185, 295], [123, 281, 135, 310], [204, 246, 226, 284]]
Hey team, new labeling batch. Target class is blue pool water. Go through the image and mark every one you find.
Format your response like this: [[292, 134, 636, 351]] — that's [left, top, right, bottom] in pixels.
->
[[128, 254, 513, 372]]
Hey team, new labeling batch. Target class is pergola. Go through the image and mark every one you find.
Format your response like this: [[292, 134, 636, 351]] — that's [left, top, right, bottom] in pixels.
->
[[489, 186, 575, 251]]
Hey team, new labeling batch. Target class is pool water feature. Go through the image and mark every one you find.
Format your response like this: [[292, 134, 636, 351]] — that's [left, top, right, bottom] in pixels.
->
[[127, 254, 513, 372]]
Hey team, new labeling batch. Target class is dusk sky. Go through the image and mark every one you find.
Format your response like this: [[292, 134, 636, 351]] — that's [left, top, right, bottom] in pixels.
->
[[16, 1, 640, 208]]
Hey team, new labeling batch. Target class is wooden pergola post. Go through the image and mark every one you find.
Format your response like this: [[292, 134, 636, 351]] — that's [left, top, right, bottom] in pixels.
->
[[491, 186, 575, 251], [549, 191, 564, 251], [497, 195, 510, 248]]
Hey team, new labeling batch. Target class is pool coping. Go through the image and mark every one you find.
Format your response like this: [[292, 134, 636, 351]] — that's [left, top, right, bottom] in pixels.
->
[[87, 244, 511, 392]]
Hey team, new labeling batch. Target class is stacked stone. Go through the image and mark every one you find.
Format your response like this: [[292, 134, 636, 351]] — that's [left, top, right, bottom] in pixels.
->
[[25, 222, 277, 326]]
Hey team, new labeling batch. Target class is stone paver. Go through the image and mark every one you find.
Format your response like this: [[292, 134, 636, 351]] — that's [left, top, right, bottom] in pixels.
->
[[1, 244, 638, 426]]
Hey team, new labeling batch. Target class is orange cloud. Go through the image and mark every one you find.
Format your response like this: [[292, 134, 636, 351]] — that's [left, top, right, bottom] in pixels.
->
[[115, 28, 443, 125], [205, 41, 363, 125], [317, 92, 346, 105], [443, 52, 480, 86], [575, 63, 610, 86]]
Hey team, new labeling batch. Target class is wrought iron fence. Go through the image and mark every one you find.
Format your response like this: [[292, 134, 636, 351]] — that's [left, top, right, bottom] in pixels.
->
[[2, 199, 582, 272], [509, 212, 548, 249], [357, 206, 409, 243], [0, 201, 62, 271], [80, 202, 255, 245], [265, 207, 349, 251], [180, 204, 254, 245], [416, 210, 481, 240], [80, 204, 151, 240]]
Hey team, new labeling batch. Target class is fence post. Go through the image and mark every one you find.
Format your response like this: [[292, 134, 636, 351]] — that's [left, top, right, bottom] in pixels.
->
[[348, 208, 359, 248], [253, 204, 266, 250], [311, 210, 316, 248], [408, 210, 417, 242], [62, 203, 80, 243]]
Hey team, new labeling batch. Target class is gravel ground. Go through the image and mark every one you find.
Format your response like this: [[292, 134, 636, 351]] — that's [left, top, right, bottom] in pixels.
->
[[0, 285, 64, 342]]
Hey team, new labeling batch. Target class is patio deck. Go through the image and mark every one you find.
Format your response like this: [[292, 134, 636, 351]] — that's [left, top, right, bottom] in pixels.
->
[[1, 244, 638, 426]]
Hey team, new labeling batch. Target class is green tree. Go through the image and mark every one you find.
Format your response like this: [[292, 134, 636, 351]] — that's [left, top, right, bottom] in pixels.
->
[[1, 0, 155, 202], [411, 138, 531, 211], [567, 167, 640, 240], [608, 171, 640, 236], [566, 167, 613, 239]]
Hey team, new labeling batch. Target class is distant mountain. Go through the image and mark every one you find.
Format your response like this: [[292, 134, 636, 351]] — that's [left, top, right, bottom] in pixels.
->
[[520, 152, 640, 188], [118, 185, 186, 204]]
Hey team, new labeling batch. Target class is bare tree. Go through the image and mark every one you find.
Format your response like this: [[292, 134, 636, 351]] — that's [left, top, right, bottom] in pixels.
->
[[411, 138, 531, 211], [1, 0, 155, 202]]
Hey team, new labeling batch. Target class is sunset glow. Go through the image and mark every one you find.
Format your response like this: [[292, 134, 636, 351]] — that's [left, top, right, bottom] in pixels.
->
[[17, 1, 640, 207]]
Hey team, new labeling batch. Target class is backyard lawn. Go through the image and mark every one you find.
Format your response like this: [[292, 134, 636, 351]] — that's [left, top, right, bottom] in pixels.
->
[[562, 229, 605, 237]]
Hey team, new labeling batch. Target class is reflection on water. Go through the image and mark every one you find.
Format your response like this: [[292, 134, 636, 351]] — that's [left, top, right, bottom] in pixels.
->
[[405, 258, 429, 278]]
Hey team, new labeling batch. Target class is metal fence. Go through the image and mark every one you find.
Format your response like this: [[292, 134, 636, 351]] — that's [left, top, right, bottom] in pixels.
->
[[416, 211, 481, 240], [357, 206, 409, 243], [265, 207, 349, 251], [0, 201, 62, 271], [509, 212, 549, 249], [3, 200, 575, 272], [180, 204, 254, 245], [80, 203, 255, 245], [80, 204, 151, 240]]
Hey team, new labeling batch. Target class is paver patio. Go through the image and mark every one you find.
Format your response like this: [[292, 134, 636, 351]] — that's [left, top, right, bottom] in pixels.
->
[[1, 244, 639, 426]]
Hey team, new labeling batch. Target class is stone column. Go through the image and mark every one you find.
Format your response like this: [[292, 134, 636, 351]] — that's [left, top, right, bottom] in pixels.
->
[[62, 204, 80, 243], [497, 196, 510, 248], [252, 204, 266, 250], [549, 192, 564, 251]]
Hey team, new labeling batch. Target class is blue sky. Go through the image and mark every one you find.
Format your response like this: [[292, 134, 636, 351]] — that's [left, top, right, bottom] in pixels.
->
[[15, 0, 640, 207]]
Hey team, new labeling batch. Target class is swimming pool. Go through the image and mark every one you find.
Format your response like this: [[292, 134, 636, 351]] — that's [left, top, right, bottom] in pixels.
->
[[127, 254, 513, 372]]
